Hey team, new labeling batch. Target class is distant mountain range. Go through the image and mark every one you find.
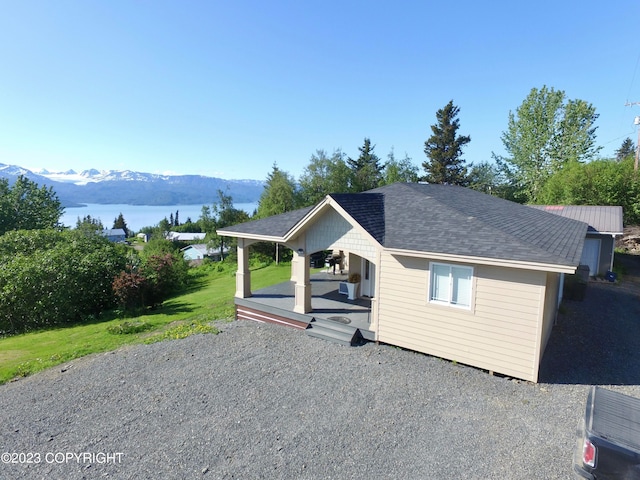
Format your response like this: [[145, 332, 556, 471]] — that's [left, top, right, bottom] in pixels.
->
[[0, 163, 265, 206]]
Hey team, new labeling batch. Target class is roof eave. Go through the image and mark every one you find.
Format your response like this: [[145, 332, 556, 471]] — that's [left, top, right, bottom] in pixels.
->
[[590, 230, 624, 236], [384, 247, 579, 274], [215, 229, 285, 243]]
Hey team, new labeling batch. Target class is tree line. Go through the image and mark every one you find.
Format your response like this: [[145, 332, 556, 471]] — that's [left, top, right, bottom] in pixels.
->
[[252, 86, 640, 225], [139, 85, 640, 263]]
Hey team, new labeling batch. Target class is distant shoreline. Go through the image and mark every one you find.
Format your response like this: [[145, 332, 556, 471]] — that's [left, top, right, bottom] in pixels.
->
[[60, 202, 258, 232]]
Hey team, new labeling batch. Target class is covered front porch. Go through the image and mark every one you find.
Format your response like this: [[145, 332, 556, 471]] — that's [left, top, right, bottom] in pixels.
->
[[235, 271, 375, 341]]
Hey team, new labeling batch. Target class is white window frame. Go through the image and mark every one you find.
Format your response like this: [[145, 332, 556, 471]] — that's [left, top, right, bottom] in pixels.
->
[[429, 262, 474, 309]]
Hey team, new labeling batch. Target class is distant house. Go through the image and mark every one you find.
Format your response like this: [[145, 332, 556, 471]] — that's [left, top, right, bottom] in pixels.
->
[[136, 232, 149, 243], [218, 183, 589, 383], [102, 228, 126, 243], [529, 206, 624, 277], [181, 243, 229, 263], [167, 232, 206, 242]]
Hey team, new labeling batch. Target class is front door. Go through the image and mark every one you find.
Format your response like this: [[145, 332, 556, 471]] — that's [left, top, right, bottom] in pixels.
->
[[360, 259, 375, 297]]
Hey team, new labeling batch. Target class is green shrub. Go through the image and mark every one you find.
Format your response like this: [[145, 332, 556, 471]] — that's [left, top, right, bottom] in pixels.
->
[[0, 230, 128, 335]]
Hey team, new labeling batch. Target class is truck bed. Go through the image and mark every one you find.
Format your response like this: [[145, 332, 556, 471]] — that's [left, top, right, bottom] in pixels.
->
[[589, 387, 640, 453], [575, 387, 640, 479]]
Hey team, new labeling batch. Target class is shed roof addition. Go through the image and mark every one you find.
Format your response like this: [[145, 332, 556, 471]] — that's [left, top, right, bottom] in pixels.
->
[[528, 205, 623, 235]]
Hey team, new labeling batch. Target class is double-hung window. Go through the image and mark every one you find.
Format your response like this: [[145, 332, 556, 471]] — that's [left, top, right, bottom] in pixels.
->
[[429, 262, 473, 308]]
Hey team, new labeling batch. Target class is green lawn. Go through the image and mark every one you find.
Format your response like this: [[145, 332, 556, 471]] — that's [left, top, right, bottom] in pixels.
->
[[0, 262, 293, 384]]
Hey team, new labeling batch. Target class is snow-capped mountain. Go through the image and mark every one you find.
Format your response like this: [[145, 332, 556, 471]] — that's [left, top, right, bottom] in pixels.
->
[[1, 164, 34, 177], [35, 168, 172, 185], [1, 163, 264, 206]]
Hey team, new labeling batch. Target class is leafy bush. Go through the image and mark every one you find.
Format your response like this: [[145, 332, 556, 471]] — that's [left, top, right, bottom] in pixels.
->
[[141, 252, 189, 305], [112, 239, 190, 313], [112, 270, 150, 311], [539, 157, 640, 224], [0, 230, 128, 334]]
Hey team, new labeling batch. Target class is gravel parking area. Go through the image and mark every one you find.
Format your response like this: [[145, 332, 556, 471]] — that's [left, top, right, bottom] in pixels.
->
[[1, 262, 639, 479]]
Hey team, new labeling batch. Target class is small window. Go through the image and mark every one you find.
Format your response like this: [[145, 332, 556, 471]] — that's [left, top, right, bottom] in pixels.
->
[[429, 262, 473, 308]]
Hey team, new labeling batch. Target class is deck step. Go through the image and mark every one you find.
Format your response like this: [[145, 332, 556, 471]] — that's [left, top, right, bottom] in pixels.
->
[[305, 317, 364, 346]]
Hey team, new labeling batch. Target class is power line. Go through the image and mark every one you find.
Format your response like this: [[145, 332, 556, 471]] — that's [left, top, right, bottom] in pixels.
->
[[626, 51, 640, 103]]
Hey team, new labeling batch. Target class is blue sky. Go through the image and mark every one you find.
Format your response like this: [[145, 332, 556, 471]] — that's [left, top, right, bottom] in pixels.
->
[[1, 1, 639, 181]]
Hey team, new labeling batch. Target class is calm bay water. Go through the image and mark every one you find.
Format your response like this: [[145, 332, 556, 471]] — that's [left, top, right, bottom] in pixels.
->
[[61, 203, 258, 233]]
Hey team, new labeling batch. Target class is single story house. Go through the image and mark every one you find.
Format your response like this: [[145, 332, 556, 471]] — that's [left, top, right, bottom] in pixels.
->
[[181, 243, 229, 263], [102, 228, 126, 242], [167, 232, 206, 242], [218, 183, 588, 382], [529, 205, 623, 277]]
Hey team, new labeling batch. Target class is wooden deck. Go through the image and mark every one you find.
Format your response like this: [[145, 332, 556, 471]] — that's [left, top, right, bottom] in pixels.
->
[[235, 271, 374, 340]]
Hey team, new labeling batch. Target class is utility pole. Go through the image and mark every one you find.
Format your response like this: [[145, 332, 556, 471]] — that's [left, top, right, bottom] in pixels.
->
[[625, 101, 640, 171], [635, 116, 640, 172]]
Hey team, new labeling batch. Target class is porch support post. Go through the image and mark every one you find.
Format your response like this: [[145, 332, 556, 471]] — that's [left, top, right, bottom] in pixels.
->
[[235, 238, 252, 298], [293, 238, 311, 314]]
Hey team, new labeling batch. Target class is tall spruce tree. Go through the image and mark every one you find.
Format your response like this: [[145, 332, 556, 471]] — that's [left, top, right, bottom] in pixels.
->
[[347, 138, 383, 192], [615, 138, 635, 162], [113, 212, 129, 237], [422, 100, 471, 185]]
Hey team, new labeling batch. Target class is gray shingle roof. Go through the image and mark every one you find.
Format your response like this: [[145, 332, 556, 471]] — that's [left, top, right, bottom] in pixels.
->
[[220, 183, 589, 267], [330, 193, 385, 245], [218, 206, 314, 238], [528, 205, 623, 235]]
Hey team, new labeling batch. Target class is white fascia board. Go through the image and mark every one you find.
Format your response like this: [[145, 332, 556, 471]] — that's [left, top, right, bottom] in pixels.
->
[[216, 229, 284, 243], [587, 230, 624, 236], [384, 248, 578, 274]]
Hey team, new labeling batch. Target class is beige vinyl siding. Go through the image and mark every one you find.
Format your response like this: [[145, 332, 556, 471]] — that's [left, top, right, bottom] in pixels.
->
[[377, 253, 547, 382], [536, 272, 560, 371]]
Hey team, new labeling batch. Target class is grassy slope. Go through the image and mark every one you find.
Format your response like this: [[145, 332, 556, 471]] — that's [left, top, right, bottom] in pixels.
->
[[0, 263, 293, 384]]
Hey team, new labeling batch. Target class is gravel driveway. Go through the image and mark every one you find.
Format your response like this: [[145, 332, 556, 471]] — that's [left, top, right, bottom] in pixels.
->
[[1, 259, 639, 479]]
